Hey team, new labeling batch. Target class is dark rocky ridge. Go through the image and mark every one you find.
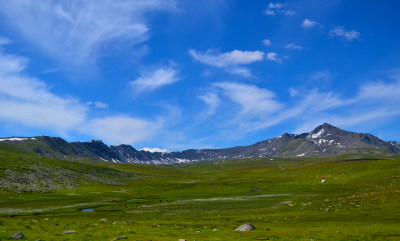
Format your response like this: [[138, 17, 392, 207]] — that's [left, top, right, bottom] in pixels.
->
[[0, 123, 398, 164]]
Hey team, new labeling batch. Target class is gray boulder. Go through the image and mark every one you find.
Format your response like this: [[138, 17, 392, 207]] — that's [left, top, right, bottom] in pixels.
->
[[11, 232, 24, 239], [235, 223, 255, 231], [112, 237, 128, 241]]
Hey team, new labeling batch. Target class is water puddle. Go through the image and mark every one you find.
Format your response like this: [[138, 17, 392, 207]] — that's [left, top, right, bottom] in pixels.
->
[[81, 208, 95, 212]]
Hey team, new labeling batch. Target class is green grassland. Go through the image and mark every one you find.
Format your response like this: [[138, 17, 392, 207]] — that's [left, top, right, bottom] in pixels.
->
[[0, 148, 399, 240]]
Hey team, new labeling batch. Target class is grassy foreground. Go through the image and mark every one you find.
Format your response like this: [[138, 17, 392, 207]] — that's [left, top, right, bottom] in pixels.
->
[[0, 149, 399, 240]]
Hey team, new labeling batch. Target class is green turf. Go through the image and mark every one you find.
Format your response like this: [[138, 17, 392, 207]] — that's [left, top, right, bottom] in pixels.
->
[[0, 149, 399, 240]]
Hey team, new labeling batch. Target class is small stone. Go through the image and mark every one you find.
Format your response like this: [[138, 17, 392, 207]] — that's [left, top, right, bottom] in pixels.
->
[[179, 239, 187, 241], [99, 218, 108, 222], [32, 219, 40, 222], [64, 230, 76, 234], [235, 223, 255, 231], [11, 232, 24, 239], [213, 228, 218, 231], [112, 237, 128, 241]]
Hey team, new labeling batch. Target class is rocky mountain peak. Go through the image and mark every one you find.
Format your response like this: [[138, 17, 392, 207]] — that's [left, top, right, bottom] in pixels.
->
[[0, 123, 398, 164]]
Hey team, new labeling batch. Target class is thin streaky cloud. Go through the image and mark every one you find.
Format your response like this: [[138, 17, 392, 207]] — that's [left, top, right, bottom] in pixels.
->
[[130, 65, 181, 95], [285, 43, 303, 50], [0, 0, 177, 68]]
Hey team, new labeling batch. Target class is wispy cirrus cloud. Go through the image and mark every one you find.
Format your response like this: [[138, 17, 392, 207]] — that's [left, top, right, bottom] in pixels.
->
[[130, 65, 181, 95], [0, 45, 87, 132], [198, 92, 221, 122], [197, 72, 400, 139], [83, 116, 162, 145], [189, 49, 265, 77], [330, 26, 360, 41], [0, 39, 168, 145], [214, 82, 282, 117], [0, 0, 177, 68]]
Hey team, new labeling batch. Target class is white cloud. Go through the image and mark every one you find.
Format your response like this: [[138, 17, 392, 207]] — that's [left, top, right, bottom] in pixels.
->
[[87, 101, 109, 109], [266, 52, 282, 63], [214, 82, 282, 116], [309, 70, 333, 83], [0, 0, 177, 67], [285, 43, 303, 50], [0, 49, 87, 132], [0, 43, 166, 145], [141, 147, 169, 153], [83, 116, 161, 145], [0, 37, 12, 46], [264, 2, 295, 16], [330, 26, 360, 41], [189, 49, 264, 77], [301, 18, 318, 28], [130, 66, 181, 95], [200, 71, 400, 140], [189, 49, 264, 67], [263, 39, 272, 46], [198, 92, 220, 121], [268, 2, 285, 9], [264, 9, 276, 16]]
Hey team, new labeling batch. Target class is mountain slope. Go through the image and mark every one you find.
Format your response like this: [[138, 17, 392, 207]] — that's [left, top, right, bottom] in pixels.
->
[[0, 123, 398, 164]]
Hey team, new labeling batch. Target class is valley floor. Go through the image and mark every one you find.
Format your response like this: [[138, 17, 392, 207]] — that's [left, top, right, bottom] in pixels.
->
[[0, 152, 399, 240]]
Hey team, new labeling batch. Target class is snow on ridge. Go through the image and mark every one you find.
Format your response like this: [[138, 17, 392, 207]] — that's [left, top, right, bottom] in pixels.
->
[[0, 137, 37, 142], [141, 147, 169, 153], [311, 129, 324, 138], [296, 153, 306, 157]]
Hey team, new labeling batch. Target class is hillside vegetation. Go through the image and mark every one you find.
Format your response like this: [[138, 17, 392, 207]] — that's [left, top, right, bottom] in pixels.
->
[[0, 148, 399, 240]]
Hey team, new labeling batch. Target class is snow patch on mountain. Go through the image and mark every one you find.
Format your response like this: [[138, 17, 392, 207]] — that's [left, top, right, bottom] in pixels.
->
[[0, 137, 37, 142], [141, 147, 169, 153]]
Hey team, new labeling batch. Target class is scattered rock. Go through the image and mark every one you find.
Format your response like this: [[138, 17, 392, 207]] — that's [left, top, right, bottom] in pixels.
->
[[32, 219, 40, 222], [112, 237, 128, 240], [64, 230, 76, 234], [11, 232, 24, 239], [235, 223, 255, 231], [99, 218, 108, 222], [178, 239, 187, 241], [213, 228, 218, 231]]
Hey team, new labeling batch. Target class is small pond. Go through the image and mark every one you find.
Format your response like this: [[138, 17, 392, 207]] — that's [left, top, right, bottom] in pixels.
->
[[81, 208, 95, 212]]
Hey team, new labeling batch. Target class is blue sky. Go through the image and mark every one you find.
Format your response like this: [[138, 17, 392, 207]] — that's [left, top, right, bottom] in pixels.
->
[[0, 0, 400, 151]]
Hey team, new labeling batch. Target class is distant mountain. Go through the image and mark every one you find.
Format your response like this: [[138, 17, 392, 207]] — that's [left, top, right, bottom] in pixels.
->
[[0, 123, 398, 164]]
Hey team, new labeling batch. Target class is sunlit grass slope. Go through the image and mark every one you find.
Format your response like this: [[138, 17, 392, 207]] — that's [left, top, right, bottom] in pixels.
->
[[0, 148, 399, 240]]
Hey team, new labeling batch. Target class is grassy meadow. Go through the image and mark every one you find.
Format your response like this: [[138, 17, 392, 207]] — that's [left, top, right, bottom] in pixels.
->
[[0, 148, 399, 240]]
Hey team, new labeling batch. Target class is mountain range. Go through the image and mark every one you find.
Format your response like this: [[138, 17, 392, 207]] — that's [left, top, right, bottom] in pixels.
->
[[0, 123, 399, 164]]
